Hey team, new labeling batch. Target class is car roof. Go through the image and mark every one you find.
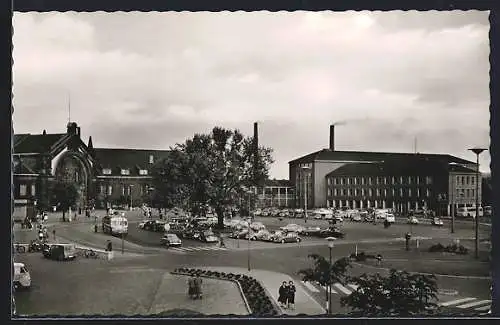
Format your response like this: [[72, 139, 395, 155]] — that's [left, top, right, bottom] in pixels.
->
[[14, 262, 25, 267]]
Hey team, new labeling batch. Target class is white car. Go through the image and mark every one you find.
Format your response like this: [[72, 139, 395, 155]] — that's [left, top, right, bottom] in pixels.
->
[[250, 222, 266, 231], [138, 220, 149, 229], [13, 262, 31, 290], [385, 214, 396, 223], [408, 217, 419, 225], [280, 224, 305, 234]]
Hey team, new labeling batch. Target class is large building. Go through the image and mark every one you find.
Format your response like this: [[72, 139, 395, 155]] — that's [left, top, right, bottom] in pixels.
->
[[253, 179, 295, 208], [289, 125, 480, 215], [13, 122, 170, 211]]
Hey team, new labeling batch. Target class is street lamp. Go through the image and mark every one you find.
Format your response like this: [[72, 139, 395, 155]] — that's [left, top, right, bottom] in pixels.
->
[[326, 237, 336, 314], [129, 185, 133, 211], [468, 148, 487, 259], [247, 190, 253, 271], [301, 166, 312, 224]]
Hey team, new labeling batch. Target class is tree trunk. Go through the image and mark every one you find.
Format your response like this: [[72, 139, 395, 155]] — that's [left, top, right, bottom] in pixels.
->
[[216, 206, 225, 230]]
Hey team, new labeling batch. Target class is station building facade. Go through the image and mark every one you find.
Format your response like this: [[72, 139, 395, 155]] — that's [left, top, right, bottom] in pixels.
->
[[13, 122, 170, 211], [252, 179, 295, 208], [288, 125, 480, 215]]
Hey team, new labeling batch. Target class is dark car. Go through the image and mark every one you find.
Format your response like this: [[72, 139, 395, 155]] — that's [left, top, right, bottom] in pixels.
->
[[318, 227, 345, 239], [229, 229, 249, 239], [199, 230, 219, 243], [43, 244, 77, 261], [180, 228, 200, 240]]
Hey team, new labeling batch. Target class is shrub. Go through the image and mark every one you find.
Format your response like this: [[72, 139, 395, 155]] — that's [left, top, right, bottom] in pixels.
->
[[428, 244, 445, 253]]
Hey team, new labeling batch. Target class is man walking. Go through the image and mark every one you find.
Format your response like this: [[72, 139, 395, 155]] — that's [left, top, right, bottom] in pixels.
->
[[187, 276, 196, 299], [287, 280, 296, 310], [194, 274, 203, 299]]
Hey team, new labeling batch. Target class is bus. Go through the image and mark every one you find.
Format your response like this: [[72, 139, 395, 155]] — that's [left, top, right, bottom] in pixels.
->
[[102, 214, 128, 236], [456, 206, 483, 218]]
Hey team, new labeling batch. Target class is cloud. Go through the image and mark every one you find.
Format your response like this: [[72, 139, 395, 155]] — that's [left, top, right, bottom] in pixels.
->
[[12, 11, 491, 178]]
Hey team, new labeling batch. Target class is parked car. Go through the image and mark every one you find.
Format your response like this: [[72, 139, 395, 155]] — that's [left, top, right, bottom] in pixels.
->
[[249, 229, 272, 241], [250, 222, 266, 231], [13, 262, 31, 290], [273, 231, 301, 243], [431, 217, 444, 226], [351, 214, 362, 222], [253, 209, 262, 216], [199, 230, 219, 243], [385, 213, 396, 223], [160, 233, 182, 247], [280, 223, 305, 234], [229, 229, 249, 239], [408, 217, 419, 225], [302, 226, 321, 236], [43, 244, 77, 261], [318, 227, 345, 239]]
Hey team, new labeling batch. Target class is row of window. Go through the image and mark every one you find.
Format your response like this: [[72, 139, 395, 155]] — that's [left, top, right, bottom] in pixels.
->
[[101, 168, 149, 176], [456, 188, 476, 198], [98, 184, 151, 196], [327, 187, 431, 198], [456, 175, 476, 186], [19, 184, 36, 197], [327, 176, 433, 186]]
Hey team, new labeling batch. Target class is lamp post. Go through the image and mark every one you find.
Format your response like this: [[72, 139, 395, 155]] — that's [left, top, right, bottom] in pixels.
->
[[326, 237, 335, 314], [129, 185, 133, 211], [247, 190, 253, 271], [468, 148, 486, 259], [301, 166, 312, 224]]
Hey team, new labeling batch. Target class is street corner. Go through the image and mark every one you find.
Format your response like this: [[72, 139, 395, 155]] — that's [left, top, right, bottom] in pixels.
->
[[147, 273, 250, 316]]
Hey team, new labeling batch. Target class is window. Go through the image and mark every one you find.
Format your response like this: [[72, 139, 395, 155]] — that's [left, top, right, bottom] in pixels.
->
[[107, 185, 113, 195], [399, 176, 404, 184], [121, 169, 130, 176], [384, 177, 388, 185], [361, 177, 366, 185], [75, 171, 79, 183], [347, 178, 351, 185], [355, 189, 359, 196], [417, 188, 420, 197], [376, 177, 380, 185], [399, 188, 403, 197], [102, 168, 112, 175], [31, 184, 36, 196], [368, 189, 373, 197], [149, 155, 154, 164], [392, 176, 396, 185], [383, 189, 387, 197], [462, 176, 465, 185], [408, 188, 412, 197], [466, 176, 470, 185], [471, 189, 475, 197], [426, 176, 433, 185], [334, 189, 338, 196], [361, 189, 365, 196], [426, 189, 431, 197], [456, 188, 460, 197], [471, 176, 475, 185], [347, 189, 352, 196], [376, 188, 380, 196], [328, 189, 332, 196], [19, 184, 26, 196], [416, 177, 420, 185], [127, 186, 132, 195], [392, 188, 395, 196], [100, 185, 105, 194], [368, 177, 373, 185], [354, 177, 358, 185], [327, 178, 331, 186], [122, 185, 126, 196], [408, 176, 412, 184]]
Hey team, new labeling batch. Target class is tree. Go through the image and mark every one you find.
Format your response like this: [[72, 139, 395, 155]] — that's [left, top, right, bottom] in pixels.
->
[[152, 127, 274, 228], [51, 181, 78, 222], [298, 254, 352, 313], [340, 269, 439, 316]]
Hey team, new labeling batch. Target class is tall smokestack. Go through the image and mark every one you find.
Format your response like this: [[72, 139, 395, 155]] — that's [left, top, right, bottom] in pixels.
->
[[329, 124, 335, 151], [253, 122, 259, 185]]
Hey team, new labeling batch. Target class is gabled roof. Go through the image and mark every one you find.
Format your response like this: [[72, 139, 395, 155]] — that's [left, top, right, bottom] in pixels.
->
[[13, 133, 67, 154], [288, 148, 475, 166], [93, 148, 171, 175], [264, 179, 293, 187]]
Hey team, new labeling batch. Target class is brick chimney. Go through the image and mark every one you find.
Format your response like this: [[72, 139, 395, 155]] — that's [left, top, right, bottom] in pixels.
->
[[329, 124, 335, 151]]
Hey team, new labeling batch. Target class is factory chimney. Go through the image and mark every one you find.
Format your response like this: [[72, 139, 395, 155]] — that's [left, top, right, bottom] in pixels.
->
[[329, 124, 335, 151], [253, 122, 259, 185]]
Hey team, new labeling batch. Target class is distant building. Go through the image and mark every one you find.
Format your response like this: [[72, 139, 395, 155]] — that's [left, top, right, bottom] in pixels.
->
[[252, 179, 295, 208], [13, 122, 170, 211], [288, 124, 479, 215]]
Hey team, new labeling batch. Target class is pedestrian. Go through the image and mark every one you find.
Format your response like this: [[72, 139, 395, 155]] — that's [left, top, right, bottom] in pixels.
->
[[278, 281, 288, 308], [194, 274, 203, 299], [52, 229, 56, 241], [219, 234, 226, 248], [287, 280, 296, 310], [188, 276, 196, 299], [106, 240, 112, 252]]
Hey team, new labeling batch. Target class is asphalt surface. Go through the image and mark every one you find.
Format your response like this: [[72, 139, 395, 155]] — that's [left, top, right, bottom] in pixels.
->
[[14, 209, 493, 316]]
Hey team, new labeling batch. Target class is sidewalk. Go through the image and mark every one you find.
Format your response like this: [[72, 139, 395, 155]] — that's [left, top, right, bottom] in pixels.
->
[[197, 266, 326, 316]]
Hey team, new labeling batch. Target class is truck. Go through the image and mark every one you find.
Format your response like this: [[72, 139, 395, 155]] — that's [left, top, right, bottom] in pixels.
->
[[102, 214, 128, 236], [12, 199, 36, 224]]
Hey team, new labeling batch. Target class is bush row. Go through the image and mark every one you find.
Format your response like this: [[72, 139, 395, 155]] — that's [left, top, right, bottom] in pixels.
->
[[428, 243, 469, 255], [173, 268, 278, 316]]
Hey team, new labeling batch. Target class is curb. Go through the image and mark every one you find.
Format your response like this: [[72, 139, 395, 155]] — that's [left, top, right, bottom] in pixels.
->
[[351, 261, 491, 280], [171, 271, 253, 315]]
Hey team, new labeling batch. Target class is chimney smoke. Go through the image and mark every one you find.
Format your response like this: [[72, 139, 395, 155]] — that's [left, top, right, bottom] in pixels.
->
[[329, 124, 335, 151]]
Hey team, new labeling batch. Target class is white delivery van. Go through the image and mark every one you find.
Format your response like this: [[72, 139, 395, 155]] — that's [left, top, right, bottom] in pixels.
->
[[385, 213, 395, 223], [13, 262, 31, 290]]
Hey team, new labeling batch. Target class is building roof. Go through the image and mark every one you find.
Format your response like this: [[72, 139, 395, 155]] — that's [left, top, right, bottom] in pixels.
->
[[326, 160, 476, 178], [264, 179, 292, 187], [288, 148, 475, 166], [13, 133, 67, 154], [93, 148, 171, 175]]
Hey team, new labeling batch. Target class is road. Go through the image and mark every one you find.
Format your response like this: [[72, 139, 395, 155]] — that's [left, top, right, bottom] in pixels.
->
[[14, 209, 492, 316]]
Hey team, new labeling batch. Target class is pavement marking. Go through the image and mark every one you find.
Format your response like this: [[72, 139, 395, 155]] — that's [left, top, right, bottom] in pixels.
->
[[439, 297, 477, 307], [301, 281, 320, 293], [456, 300, 491, 309], [333, 283, 352, 295], [475, 304, 492, 311]]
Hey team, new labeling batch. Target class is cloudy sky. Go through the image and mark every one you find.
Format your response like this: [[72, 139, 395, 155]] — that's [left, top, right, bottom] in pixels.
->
[[13, 11, 491, 179]]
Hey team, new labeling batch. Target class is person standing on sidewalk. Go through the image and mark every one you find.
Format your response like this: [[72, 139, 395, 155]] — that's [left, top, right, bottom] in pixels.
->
[[287, 281, 296, 310], [278, 281, 288, 308], [188, 276, 196, 299], [194, 274, 203, 299]]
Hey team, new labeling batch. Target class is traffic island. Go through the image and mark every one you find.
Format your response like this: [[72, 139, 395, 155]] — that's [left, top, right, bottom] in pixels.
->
[[172, 268, 278, 316]]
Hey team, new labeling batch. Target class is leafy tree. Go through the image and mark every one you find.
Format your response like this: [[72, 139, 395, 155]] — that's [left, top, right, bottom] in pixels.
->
[[298, 254, 352, 305], [152, 127, 274, 228], [341, 269, 438, 316], [51, 181, 78, 222]]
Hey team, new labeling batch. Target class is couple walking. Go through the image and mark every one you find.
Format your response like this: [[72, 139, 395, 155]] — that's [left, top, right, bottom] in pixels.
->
[[278, 281, 296, 309], [187, 275, 203, 300]]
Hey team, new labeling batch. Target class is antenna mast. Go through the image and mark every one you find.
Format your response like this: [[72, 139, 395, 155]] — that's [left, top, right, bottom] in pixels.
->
[[414, 136, 418, 154], [68, 92, 71, 123]]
